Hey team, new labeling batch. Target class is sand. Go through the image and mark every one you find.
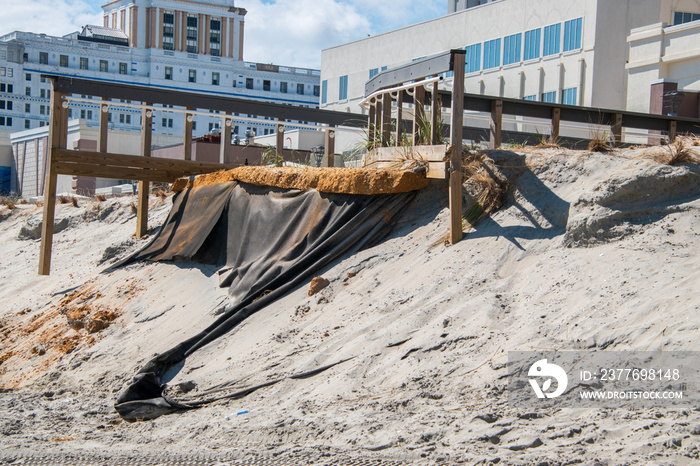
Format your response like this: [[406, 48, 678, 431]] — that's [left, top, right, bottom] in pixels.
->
[[170, 166, 430, 195], [0, 147, 699, 464]]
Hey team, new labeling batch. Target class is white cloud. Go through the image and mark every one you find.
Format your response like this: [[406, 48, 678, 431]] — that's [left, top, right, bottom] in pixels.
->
[[0, 0, 103, 37], [242, 0, 371, 69]]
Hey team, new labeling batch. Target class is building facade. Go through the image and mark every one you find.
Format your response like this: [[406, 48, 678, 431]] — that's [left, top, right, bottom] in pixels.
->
[[320, 0, 700, 117]]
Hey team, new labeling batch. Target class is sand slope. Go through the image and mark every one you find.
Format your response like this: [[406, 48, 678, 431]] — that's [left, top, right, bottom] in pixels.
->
[[0, 149, 699, 464]]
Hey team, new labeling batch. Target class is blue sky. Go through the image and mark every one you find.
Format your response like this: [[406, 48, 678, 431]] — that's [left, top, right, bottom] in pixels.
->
[[0, 0, 446, 68]]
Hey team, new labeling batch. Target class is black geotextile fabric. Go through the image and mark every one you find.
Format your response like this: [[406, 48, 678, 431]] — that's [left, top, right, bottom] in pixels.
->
[[114, 181, 417, 421]]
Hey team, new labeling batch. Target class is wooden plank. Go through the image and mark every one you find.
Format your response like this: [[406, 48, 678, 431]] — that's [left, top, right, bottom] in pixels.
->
[[184, 107, 194, 160], [136, 104, 152, 238], [413, 85, 426, 146], [276, 120, 285, 159], [551, 107, 561, 143], [395, 91, 404, 145], [612, 113, 623, 147], [98, 98, 109, 153], [54, 149, 231, 172], [323, 126, 335, 168], [431, 79, 439, 145], [375, 97, 383, 148], [370, 145, 447, 163], [668, 120, 677, 143], [381, 93, 392, 147], [39, 87, 68, 276], [449, 52, 465, 245], [53, 162, 215, 184], [220, 113, 232, 163], [489, 99, 503, 149], [427, 161, 448, 179]]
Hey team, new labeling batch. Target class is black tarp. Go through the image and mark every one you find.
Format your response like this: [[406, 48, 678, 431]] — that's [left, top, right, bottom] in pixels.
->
[[114, 181, 417, 421]]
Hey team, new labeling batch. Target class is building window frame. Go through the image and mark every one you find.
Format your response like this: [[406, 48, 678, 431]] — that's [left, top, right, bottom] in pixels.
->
[[483, 38, 501, 70], [503, 33, 522, 66], [524, 28, 541, 61], [188, 69, 196, 83], [339, 75, 348, 101], [543, 23, 561, 56], [563, 17, 583, 52]]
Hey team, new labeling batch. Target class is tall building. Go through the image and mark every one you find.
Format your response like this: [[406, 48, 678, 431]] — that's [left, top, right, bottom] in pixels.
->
[[448, 0, 497, 14], [0, 0, 320, 152], [320, 0, 700, 117]]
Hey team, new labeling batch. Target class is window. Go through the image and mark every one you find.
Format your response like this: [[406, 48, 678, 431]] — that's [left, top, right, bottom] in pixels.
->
[[561, 87, 578, 105], [25, 73, 31, 81], [6, 68, 12, 78], [263, 79, 270, 91], [164, 66, 173, 80], [186, 15, 198, 53], [233, 125, 239, 134], [543, 23, 561, 56], [39, 52, 48, 64], [321, 80, 327, 104], [192, 121, 196, 131], [25, 103, 30, 112], [339, 75, 348, 100], [87, 110, 93, 120], [465, 43, 481, 73], [313, 85, 320, 97], [564, 18, 583, 51], [541, 91, 557, 103], [246, 78, 253, 89], [7, 84, 12, 93], [503, 33, 521, 65], [483, 38, 501, 69], [25, 119, 30, 129], [119, 62, 127, 74], [163, 12, 175, 50], [210, 18, 221, 57], [40, 89, 46, 98], [40, 76, 46, 83], [60, 55, 68, 67], [369, 68, 379, 79], [25, 87, 30, 96], [0, 67, 4, 76], [162, 117, 167, 127], [7, 101, 12, 110], [100, 60, 108, 72], [296, 83, 304, 95], [80, 57, 88, 70], [125, 114, 130, 124], [212, 72, 220, 86], [673, 11, 700, 25], [523, 95, 537, 101], [0, 101, 4, 109], [524, 28, 541, 60], [119, 114, 125, 123], [80, 109, 85, 119], [280, 82, 287, 93], [232, 80, 237, 88], [188, 69, 196, 83]]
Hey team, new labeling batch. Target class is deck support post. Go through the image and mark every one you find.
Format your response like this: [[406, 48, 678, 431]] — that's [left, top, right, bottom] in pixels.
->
[[449, 52, 465, 245], [136, 103, 152, 238]]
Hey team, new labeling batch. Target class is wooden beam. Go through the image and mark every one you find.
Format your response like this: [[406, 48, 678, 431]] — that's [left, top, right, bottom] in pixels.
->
[[449, 52, 465, 245], [427, 161, 448, 179], [276, 119, 285, 160], [53, 150, 230, 172], [184, 107, 194, 160], [551, 107, 560, 144], [136, 104, 152, 238], [38, 86, 69, 275], [489, 99, 503, 149], [220, 113, 232, 163], [323, 125, 336, 167], [431, 79, 440, 145], [395, 91, 404, 145], [611, 113, 623, 148], [413, 85, 426, 146], [381, 93, 391, 147], [375, 97, 383, 149], [98, 97, 109, 153], [668, 120, 677, 143], [368, 103, 376, 149]]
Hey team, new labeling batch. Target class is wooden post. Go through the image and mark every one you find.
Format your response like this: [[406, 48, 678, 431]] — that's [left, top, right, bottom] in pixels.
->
[[375, 97, 383, 149], [98, 97, 109, 153], [395, 91, 404, 145], [323, 125, 336, 168], [611, 113, 623, 148], [38, 85, 68, 275], [276, 119, 285, 160], [220, 113, 232, 163], [449, 52, 465, 245], [489, 100, 503, 149], [551, 107, 561, 144], [184, 107, 194, 160], [413, 85, 426, 145], [381, 93, 391, 147], [368, 102, 376, 149], [136, 104, 152, 238], [668, 120, 677, 143], [431, 79, 440, 144]]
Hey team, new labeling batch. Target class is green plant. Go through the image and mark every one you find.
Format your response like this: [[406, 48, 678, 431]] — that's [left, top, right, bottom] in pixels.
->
[[260, 144, 285, 167]]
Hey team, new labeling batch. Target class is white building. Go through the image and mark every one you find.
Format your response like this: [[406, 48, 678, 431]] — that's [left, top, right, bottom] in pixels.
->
[[0, 0, 322, 196], [320, 0, 700, 117]]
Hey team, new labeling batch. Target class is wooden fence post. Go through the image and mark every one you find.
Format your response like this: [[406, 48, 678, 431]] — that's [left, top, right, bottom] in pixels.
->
[[184, 107, 194, 160], [381, 93, 391, 147], [324, 125, 336, 167], [98, 97, 109, 153], [413, 85, 426, 146], [395, 91, 404, 145], [449, 52, 465, 245], [612, 113, 623, 148], [220, 112, 232, 164], [431, 79, 440, 145], [368, 102, 376, 149], [136, 104, 152, 238], [276, 119, 285, 160], [551, 107, 561, 144], [668, 120, 677, 143], [38, 84, 68, 275], [490, 100, 503, 149]]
